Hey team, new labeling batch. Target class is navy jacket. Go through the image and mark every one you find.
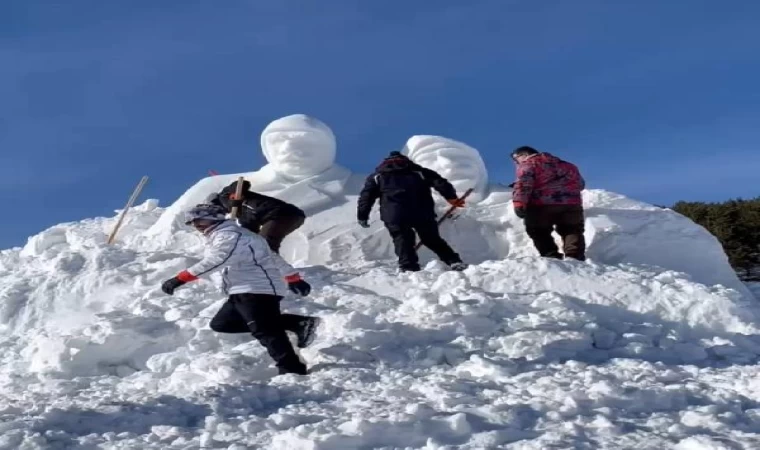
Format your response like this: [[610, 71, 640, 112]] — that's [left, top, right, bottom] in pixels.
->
[[357, 155, 457, 224]]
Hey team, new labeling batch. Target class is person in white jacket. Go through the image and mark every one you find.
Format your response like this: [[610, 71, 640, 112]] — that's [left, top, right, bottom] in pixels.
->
[[160, 204, 320, 375]]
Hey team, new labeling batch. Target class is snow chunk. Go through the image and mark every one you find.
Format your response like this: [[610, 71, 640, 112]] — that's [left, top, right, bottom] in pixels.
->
[[21, 312, 186, 377], [20, 226, 68, 257], [675, 435, 737, 450], [583, 190, 747, 294]]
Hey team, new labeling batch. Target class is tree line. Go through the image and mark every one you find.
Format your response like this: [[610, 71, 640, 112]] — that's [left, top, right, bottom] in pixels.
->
[[672, 197, 760, 281]]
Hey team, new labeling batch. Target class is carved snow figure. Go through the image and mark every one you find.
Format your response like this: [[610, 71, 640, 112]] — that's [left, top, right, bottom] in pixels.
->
[[251, 114, 339, 190], [402, 135, 489, 204]]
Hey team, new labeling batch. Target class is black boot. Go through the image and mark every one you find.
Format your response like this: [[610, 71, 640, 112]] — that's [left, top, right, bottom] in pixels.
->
[[295, 317, 321, 348], [278, 363, 308, 375]]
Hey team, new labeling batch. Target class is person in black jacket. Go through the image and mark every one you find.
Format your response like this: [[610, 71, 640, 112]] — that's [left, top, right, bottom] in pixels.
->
[[208, 180, 306, 254], [357, 151, 468, 272]]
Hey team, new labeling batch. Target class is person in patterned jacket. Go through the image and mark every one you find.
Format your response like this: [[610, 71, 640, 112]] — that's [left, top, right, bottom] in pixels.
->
[[511, 146, 586, 261]]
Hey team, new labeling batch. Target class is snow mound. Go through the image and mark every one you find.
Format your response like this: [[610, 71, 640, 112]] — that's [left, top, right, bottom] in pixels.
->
[[2, 176, 760, 448]]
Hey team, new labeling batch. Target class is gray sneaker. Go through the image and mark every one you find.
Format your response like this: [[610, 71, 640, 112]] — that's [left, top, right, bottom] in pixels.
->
[[296, 317, 321, 348]]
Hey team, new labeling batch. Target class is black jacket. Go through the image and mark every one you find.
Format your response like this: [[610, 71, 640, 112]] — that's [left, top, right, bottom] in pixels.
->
[[357, 155, 457, 224], [210, 180, 305, 231]]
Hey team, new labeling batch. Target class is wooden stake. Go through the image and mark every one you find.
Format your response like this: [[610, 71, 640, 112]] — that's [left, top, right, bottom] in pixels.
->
[[107, 176, 149, 245], [229, 176, 245, 219]]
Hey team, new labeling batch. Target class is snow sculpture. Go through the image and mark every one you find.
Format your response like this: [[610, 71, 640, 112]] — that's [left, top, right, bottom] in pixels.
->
[[242, 114, 343, 194], [261, 114, 337, 179], [144, 118, 749, 294], [402, 135, 489, 203], [147, 114, 348, 232], [145, 114, 375, 263]]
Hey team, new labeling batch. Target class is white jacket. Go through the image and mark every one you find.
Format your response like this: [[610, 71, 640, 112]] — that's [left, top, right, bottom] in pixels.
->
[[184, 221, 297, 296]]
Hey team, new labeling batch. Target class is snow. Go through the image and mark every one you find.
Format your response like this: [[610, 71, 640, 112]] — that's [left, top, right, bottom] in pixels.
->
[[2, 116, 760, 448]]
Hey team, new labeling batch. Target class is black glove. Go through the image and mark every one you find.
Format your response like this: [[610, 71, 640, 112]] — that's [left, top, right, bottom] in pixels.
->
[[288, 279, 312, 296], [229, 197, 244, 208], [514, 206, 527, 219], [161, 277, 186, 295], [358, 220, 370, 228]]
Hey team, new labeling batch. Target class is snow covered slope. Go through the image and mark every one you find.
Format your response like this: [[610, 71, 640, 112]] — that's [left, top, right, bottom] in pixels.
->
[[1, 119, 758, 448], [2, 186, 760, 448]]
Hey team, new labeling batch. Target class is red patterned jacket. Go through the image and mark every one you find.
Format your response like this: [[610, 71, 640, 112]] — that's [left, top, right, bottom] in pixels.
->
[[512, 153, 585, 208]]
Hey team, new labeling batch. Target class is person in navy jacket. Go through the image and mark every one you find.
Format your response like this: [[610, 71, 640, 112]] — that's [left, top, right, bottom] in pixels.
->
[[357, 151, 467, 272]]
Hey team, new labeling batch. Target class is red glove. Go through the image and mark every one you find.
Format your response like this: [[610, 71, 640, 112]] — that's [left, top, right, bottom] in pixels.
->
[[447, 198, 465, 208], [285, 274, 311, 296]]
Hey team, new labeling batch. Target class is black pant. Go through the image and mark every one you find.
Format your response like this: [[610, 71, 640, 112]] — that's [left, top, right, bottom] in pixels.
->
[[386, 217, 461, 270], [209, 294, 307, 373], [524, 205, 586, 260]]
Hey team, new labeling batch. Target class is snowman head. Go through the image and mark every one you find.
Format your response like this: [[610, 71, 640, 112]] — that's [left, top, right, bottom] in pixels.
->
[[403, 135, 488, 200], [261, 114, 337, 178]]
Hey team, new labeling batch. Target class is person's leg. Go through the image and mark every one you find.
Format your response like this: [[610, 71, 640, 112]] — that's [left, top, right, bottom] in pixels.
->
[[258, 215, 306, 253], [555, 206, 586, 261], [413, 218, 462, 265], [386, 223, 421, 271], [281, 313, 321, 348], [209, 298, 250, 333], [230, 294, 307, 374], [524, 207, 562, 258]]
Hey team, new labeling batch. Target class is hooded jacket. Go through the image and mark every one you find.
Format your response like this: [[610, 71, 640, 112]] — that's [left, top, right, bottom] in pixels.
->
[[357, 154, 457, 224], [178, 221, 299, 296]]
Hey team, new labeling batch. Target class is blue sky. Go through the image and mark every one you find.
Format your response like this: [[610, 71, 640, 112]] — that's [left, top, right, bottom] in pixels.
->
[[2, 0, 759, 249]]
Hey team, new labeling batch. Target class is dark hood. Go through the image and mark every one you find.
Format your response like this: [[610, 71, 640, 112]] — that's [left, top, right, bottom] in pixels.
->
[[375, 155, 419, 173]]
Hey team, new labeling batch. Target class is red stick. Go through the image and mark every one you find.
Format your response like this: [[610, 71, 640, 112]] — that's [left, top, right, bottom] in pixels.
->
[[415, 188, 474, 250]]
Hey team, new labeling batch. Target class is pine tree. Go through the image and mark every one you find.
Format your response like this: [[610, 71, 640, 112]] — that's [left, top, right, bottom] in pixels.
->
[[673, 197, 760, 281]]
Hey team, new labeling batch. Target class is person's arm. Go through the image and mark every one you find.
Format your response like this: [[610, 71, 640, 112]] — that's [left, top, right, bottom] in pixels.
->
[[252, 236, 312, 296], [419, 167, 457, 200], [512, 163, 536, 208], [357, 174, 380, 222], [161, 229, 241, 294], [182, 230, 241, 280]]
